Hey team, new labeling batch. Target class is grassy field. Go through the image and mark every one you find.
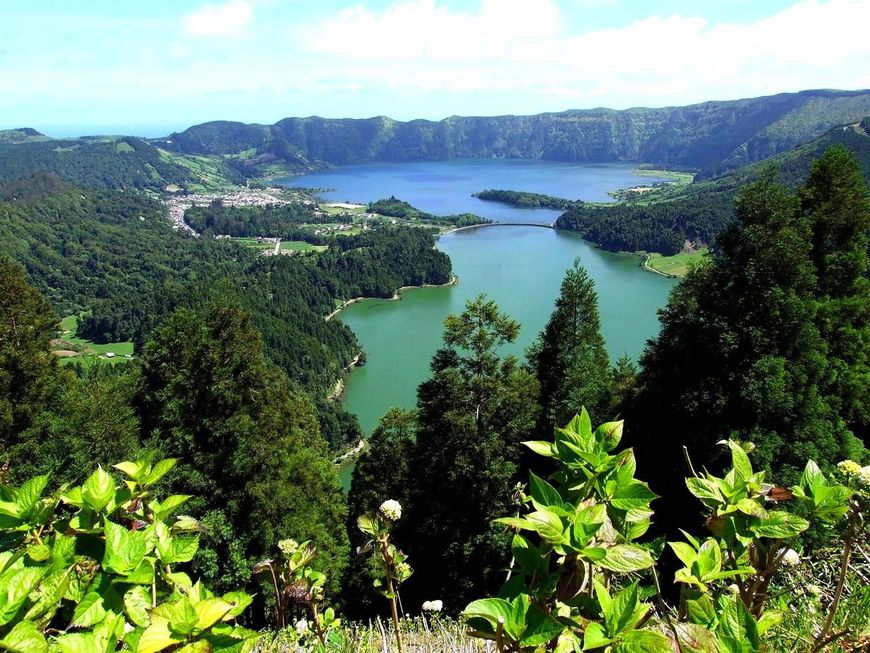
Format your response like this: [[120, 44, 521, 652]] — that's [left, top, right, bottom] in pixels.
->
[[281, 241, 327, 253], [156, 148, 240, 191], [645, 247, 709, 277], [55, 316, 134, 367]]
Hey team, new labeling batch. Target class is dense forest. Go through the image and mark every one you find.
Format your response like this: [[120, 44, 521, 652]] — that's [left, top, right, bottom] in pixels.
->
[[167, 89, 870, 176], [1, 146, 868, 650], [183, 200, 344, 240], [0, 174, 451, 450], [556, 120, 870, 254], [0, 137, 225, 190], [473, 189, 576, 210], [366, 196, 491, 227]]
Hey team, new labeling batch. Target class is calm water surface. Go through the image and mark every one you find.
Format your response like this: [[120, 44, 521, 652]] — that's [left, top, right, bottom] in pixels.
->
[[285, 160, 676, 486]]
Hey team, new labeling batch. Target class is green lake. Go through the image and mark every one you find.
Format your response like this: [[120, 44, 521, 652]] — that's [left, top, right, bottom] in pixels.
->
[[287, 159, 678, 487]]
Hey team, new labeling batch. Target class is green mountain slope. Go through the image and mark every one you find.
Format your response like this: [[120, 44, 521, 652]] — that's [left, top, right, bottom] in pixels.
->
[[165, 89, 870, 174], [555, 120, 870, 255], [0, 135, 244, 191]]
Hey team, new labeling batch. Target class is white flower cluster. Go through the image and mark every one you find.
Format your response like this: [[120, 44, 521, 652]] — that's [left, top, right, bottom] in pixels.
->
[[294, 618, 308, 634], [838, 460, 870, 487], [278, 538, 298, 555], [422, 600, 443, 612], [781, 549, 800, 566], [379, 499, 402, 521]]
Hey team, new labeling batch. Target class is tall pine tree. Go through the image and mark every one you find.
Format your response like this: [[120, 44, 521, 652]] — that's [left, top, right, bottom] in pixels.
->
[[531, 259, 612, 431], [626, 147, 869, 535], [398, 295, 539, 611]]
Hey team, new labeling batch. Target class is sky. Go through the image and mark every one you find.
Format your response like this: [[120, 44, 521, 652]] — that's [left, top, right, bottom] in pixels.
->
[[2, 0, 870, 136]]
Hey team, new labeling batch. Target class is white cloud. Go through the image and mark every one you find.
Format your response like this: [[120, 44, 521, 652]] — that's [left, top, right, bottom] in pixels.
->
[[183, 1, 253, 37], [296, 0, 870, 109]]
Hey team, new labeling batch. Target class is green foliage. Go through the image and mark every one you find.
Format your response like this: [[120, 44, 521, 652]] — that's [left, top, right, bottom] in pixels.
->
[[356, 502, 413, 653], [625, 147, 869, 537], [464, 414, 864, 653], [0, 137, 231, 191], [254, 539, 343, 651], [0, 457, 257, 652], [473, 190, 576, 211], [135, 305, 349, 599], [0, 258, 58, 453], [367, 196, 490, 227], [531, 260, 612, 431], [400, 295, 539, 611]]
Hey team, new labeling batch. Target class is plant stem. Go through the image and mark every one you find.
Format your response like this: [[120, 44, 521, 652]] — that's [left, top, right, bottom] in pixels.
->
[[652, 565, 683, 653], [311, 601, 326, 649], [379, 537, 404, 653], [813, 504, 857, 652]]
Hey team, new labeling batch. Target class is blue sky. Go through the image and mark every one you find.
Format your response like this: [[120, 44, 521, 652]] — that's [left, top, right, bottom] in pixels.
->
[[2, 0, 869, 136]]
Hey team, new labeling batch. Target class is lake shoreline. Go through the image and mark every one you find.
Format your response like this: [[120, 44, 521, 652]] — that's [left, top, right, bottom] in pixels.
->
[[325, 274, 459, 322]]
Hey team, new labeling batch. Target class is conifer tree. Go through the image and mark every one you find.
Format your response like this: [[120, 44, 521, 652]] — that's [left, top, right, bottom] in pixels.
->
[[135, 304, 349, 595], [401, 295, 539, 610], [531, 259, 611, 430], [626, 148, 869, 534]]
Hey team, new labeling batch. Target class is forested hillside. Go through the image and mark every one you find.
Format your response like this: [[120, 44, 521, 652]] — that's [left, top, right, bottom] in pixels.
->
[[166, 89, 870, 175], [0, 176, 451, 449], [0, 136, 228, 190], [556, 119, 870, 254]]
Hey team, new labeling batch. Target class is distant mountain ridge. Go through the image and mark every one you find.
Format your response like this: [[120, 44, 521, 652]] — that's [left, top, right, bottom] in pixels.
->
[[163, 89, 870, 175]]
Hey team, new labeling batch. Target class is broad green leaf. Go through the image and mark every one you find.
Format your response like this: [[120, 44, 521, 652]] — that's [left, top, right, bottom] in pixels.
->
[[668, 542, 697, 569], [25, 545, 49, 563], [144, 459, 176, 486], [721, 440, 753, 481], [71, 591, 107, 628], [112, 461, 141, 479], [52, 632, 98, 653], [608, 582, 641, 636], [464, 597, 514, 638], [150, 495, 190, 521], [526, 509, 565, 545], [750, 511, 808, 539], [614, 629, 672, 653], [582, 622, 612, 650], [716, 594, 759, 650], [161, 598, 198, 637], [175, 642, 211, 653], [529, 472, 562, 508], [593, 579, 612, 617], [694, 540, 722, 580], [221, 592, 253, 618], [598, 545, 654, 573], [756, 610, 782, 635], [683, 591, 716, 627], [0, 620, 48, 653], [518, 605, 563, 647], [611, 481, 657, 511], [193, 597, 233, 631], [58, 487, 83, 508], [356, 514, 378, 536], [523, 440, 556, 458], [15, 476, 49, 518], [685, 477, 725, 507], [137, 616, 186, 653], [123, 559, 156, 585], [595, 420, 624, 452], [799, 460, 824, 491], [125, 586, 152, 628], [159, 536, 199, 565], [23, 568, 71, 622], [82, 467, 115, 513], [103, 521, 148, 575], [0, 566, 47, 626], [674, 623, 720, 653]]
